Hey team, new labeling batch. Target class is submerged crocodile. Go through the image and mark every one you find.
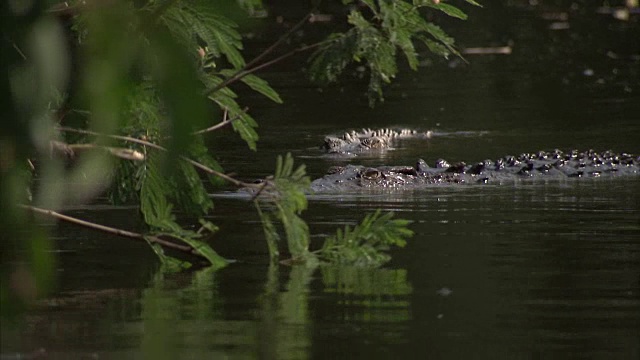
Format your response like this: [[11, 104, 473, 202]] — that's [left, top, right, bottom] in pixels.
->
[[310, 149, 639, 192], [322, 128, 434, 153]]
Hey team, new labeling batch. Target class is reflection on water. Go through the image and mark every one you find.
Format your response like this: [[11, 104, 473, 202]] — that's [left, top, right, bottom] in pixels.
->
[[4, 178, 637, 359], [321, 266, 412, 321], [1, 263, 418, 359]]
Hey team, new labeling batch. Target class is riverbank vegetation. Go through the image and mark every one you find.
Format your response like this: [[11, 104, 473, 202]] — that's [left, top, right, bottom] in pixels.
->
[[1, 0, 478, 318]]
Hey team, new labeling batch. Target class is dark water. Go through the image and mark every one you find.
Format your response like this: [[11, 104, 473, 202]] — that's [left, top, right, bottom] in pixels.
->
[[3, 2, 640, 359]]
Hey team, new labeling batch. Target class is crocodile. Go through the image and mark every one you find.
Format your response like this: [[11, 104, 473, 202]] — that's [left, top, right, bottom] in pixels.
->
[[310, 149, 639, 192], [321, 128, 434, 153]]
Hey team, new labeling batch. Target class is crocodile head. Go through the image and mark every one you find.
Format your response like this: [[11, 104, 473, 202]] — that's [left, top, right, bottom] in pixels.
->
[[321, 136, 349, 153]]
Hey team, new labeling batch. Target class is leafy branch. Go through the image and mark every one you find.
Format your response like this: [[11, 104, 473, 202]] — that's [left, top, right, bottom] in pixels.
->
[[309, 0, 481, 105], [22, 205, 226, 269], [317, 210, 414, 267], [254, 155, 413, 267]]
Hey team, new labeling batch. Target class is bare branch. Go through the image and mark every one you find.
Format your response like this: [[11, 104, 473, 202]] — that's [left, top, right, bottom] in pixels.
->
[[47, 0, 118, 17], [245, 12, 313, 70], [201, 11, 345, 97], [56, 126, 259, 188], [21, 205, 210, 261], [203, 41, 326, 97], [12, 43, 27, 60], [191, 107, 247, 135], [51, 141, 145, 161]]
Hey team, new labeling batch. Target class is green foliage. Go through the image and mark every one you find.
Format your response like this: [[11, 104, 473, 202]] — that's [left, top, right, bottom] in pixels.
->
[[225, 71, 283, 104], [319, 210, 413, 267], [160, 1, 245, 67], [3, 0, 447, 320], [155, 1, 283, 151], [254, 156, 414, 268], [309, 32, 359, 84], [254, 153, 313, 262], [310, 0, 481, 105], [139, 152, 227, 269]]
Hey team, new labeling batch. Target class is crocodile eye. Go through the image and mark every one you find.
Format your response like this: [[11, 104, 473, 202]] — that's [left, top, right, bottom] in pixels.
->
[[326, 166, 344, 175], [362, 168, 382, 179]]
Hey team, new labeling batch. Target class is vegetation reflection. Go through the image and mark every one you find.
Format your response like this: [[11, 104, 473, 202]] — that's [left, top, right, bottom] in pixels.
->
[[137, 261, 412, 359]]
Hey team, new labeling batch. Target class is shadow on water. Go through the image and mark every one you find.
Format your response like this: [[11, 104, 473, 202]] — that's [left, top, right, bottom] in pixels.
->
[[3, 1, 640, 359]]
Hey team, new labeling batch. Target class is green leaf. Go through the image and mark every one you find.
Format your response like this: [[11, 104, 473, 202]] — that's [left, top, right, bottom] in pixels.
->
[[319, 210, 413, 267], [253, 154, 313, 263], [308, 32, 358, 84], [147, 242, 192, 273], [428, 3, 468, 20], [220, 70, 282, 104], [463, 0, 483, 7], [256, 206, 280, 260], [240, 74, 282, 103], [394, 29, 419, 70], [417, 36, 452, 58], [207, 84, 259, 150], [231, 112, 260, 151], [171, 234, 229, 270], [161, 3, 245, 67], [198, 219, 219, 234], [213, 30, 245, 68], [422, 22, 458, 54]]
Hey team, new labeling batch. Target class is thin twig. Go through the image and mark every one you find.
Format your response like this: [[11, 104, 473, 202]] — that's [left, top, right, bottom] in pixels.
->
[[191, 107, 247, 135], [21, 205, 209, 259], [62, 143, 146, 161], [47, 0, 118, 16], [245, 12, 313, 70], [201, 12, 313, 98], [242, 42, 326, 79], [56, 126, 259, 188], [57, 126, 165, 151], [203, 41, 327, 97], [250, 178, 275, 202], [12, 43, 27, 60]]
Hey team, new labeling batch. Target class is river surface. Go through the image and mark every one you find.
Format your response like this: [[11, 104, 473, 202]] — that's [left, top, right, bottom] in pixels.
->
[[3, 2, 640, 359]]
